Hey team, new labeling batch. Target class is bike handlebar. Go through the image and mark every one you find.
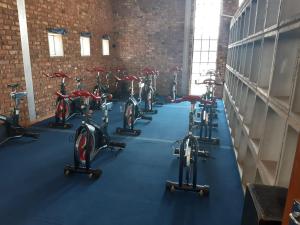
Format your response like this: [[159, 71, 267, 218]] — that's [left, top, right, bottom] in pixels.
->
[[195, 78, 223, 86], [56, 90, 101, 100], [173, 95, 214, 105], [114, 75, 140, 82], [86, 67, 106, 73]]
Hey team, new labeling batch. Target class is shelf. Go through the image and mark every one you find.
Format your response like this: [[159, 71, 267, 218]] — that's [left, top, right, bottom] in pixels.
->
[[265, 0, 281, 29], [259, 107, 286, 178], [235, 81, 243, 109], [226, 0, 300, 188], [248, 0, 258, 36], [232, 116, 240, 145], [270, 28, 300, 104], [291, 57, 300, 114], [255, 0, 267, 33], [236, 45, 243, 72], [242, 146, 257, 186], [244, 42, 254, 78], [255, 169, 264, 184], [249, 96, 268, 150], [239, 84, 249, 116], [231, 76, 238, 101], [259, 159, 278, 185], [257, 35, 276, 91], [239, 13, 245, 41], [280, 0, 300, 25], [243, 89, 256, 126], [238, 131, 248, 164], [234, 122, 243, 150], [277, 125, 299, 187], [243, 6, 251, 38], [233, 79, 242, 103], [249, 39, 263, 83], [240, 44, 247, 74]]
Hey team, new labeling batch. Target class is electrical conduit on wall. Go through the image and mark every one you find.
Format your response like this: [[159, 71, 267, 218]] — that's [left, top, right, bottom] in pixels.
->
[[16, 0, 36, 121]]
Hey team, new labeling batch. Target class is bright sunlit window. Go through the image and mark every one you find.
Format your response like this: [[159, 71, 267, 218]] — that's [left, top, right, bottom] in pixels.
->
[[191, 0, 221, 95], [48, 33, 64, 57], [102, 39, 110, 56], [80, 36, 91, 56]]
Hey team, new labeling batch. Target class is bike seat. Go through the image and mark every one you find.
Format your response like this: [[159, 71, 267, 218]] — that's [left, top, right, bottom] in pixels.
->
[[125, 75, 139, 81], [43, 72, 70, 78], [7, 83, 19, 89]]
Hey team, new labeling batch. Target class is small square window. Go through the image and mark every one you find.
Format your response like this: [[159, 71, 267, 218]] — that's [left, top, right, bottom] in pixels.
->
[[102, 39, 110, 56], [80, 36, 91, 56], [48, 33, 64, 57]]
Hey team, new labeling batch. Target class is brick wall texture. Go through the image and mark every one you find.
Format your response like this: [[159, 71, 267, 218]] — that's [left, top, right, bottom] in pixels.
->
[[0, 0, 236, 124], [111, 0, 186, 96], [215, 0, 238, 97]]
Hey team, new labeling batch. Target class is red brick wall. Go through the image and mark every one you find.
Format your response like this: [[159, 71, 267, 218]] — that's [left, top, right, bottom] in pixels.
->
[[111, 0, 186, 96], [25, 0, 116, 121], [0, 0, 237, 124], [0, 1, 28, 122], [215, 0, 238, 97]]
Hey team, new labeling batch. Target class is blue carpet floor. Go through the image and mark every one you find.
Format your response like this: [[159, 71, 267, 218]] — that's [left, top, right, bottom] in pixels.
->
[[0, 100, 244, 225]]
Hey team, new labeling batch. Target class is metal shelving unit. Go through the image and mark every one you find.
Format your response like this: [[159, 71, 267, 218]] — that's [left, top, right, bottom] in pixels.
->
[[224, 0, 300, 188]]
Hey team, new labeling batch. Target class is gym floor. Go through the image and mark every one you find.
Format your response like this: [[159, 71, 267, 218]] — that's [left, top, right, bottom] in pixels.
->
[[0, 100, 244, 225]]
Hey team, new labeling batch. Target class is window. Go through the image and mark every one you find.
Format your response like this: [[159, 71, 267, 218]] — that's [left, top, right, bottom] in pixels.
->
[[239, 0, 244, 6], [48, 33, 64, 57], [191, 0, 221, 95], [102, 39, 110, 56], [80, 36, 91, 56]]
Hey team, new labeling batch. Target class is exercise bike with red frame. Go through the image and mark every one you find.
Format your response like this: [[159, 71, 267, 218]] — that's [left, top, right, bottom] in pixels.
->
[[64, 90, 126, 179], [43, 72, 86, 129], [115, 75, 152, 136]]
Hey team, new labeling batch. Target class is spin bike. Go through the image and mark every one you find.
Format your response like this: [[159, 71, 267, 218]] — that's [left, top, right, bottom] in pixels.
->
[[43, 72, 86, 129], [151, 69, 164, 106], [115, 75, 152, 136], [169, 65, 181, 102], [64, 90, 126, 179], [166, 95, 210, 195], [87, 66, 113, 110], [140, 67, 157, 114], [0, 84, 39, 146], [195, 97, 220, 145], [196, 76, 222, 120], [111, 66, 129, 100]]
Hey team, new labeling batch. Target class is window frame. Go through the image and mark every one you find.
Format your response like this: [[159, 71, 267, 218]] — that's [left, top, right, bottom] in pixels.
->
[[102, 38, 110, 56], [80, 36, 91, 57], [47, 32, 64, 57]]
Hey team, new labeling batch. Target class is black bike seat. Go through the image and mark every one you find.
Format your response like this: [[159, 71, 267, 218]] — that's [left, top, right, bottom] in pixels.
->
[[7, 83, 19, 88]]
